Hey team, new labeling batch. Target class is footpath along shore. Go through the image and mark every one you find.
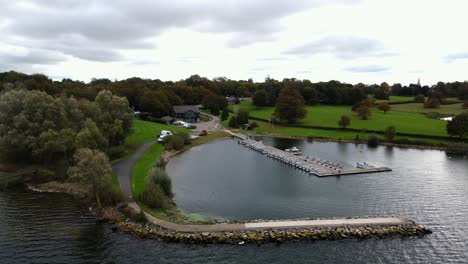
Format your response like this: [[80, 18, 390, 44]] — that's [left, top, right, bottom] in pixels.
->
[[110, 124, 431, 243], [106, 202, 431, 244]]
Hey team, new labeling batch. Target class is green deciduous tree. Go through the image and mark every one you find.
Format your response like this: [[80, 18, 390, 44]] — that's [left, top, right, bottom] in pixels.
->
[[447, 112, 468, 138], [338, 115, 351, 129], [67, 148, 121, 207], [273, 87, 306, 123], [221, 108, 229, 121], [237, 109, 250, 125], [384, 126, 397, 140], [252, 89, 268, 106], [228, 115, 239, 128]]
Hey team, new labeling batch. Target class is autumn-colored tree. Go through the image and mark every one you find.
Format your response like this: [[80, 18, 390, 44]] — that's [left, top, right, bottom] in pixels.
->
[[378, 102, 391, 114], [357, 105, 371, 120]]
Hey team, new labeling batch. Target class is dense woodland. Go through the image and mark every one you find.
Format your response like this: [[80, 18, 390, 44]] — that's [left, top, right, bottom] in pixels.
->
[[1, 71, 467, 119]]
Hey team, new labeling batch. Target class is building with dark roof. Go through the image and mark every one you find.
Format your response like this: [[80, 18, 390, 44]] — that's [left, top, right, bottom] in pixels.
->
[[172, 105, 200, 122]]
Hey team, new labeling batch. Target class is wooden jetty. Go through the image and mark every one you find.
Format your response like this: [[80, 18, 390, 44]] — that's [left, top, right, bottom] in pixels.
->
[[238, 138, 391, 177]]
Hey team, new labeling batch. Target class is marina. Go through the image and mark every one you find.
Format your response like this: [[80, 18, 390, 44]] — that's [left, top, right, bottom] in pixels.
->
[[238, 138, 392, 177]]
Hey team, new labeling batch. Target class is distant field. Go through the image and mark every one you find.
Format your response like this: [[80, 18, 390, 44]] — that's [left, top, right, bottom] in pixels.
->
[[230, 101, 450, 137], [374, 96, 414, 103], [391, 103, 465, 116]]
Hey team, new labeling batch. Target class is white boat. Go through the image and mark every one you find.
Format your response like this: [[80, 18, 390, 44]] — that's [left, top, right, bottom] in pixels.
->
[[285, 146, 302, 155]]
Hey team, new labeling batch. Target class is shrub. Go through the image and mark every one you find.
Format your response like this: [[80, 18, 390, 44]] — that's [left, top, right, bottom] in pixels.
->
[[384, 126, 396, 140], [99, 178, 123, 206], [355, 134, 360, 141], [147, 168, 172, 197], [163, 132, 191, 150], [414, 94, 425, 103], [250, 122, 259, 129], [139, 184, 170, 210], [155, 157, 167, 168], [424, 98, 440, 108], [367, 134, 379, 147], [221, 108, 229, 121], [446, 143, 468, 155], [228, 115, 239, 128], [237, 109, 250, 125]]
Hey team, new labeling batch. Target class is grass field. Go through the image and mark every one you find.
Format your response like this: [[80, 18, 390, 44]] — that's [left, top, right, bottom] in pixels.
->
[[126, 119, 190, 146], [374, 95, 415, 103], [230, 101, 450, 137], [131, 143, 164, 196], [128, 119, 190, 196], [391, 103, 465, 115]]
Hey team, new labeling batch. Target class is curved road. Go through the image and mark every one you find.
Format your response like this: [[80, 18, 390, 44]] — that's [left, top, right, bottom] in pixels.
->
[[112, 141, 157, 201]]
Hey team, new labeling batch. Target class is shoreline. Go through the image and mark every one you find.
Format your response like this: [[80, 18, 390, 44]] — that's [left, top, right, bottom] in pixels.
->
[[23, 130, 437, 244], [105, 205, 431, 244], [246, 132, 450, 151]]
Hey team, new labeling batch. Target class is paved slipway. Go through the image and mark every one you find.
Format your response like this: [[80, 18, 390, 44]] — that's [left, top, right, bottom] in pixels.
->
[[112, 117, 412, 233]]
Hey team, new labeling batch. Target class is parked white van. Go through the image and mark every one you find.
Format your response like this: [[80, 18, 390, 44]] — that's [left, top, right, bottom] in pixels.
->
[[157, 130, 172, 143]]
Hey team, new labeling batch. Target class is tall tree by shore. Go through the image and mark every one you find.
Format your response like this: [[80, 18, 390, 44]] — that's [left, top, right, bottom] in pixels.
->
[[273, 87, 306, 124]]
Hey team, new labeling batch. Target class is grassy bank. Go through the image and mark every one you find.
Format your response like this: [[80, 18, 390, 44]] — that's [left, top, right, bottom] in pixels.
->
[[129, 119, 228, 199], [229, 101, 464, 138], [222, 113, 455, 146]]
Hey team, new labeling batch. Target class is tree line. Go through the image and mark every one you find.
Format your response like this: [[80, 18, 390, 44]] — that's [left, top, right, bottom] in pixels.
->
[[2, 71, 467, 118], [0, 83, 133, 207]]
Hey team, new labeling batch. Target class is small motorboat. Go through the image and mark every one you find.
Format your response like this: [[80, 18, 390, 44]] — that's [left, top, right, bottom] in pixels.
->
[[285, 146, 302, 155]]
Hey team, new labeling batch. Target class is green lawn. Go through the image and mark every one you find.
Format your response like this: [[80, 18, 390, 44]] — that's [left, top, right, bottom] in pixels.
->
[[128, 119, 191, 196], [126, 119, 190, 146], [131, 143, 164, 196], [230, 101, 450, 137], [391, 103, 465, 116]]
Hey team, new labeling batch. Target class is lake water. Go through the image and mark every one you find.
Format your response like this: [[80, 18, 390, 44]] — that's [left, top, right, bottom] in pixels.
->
[[1, 138, 468, 263]]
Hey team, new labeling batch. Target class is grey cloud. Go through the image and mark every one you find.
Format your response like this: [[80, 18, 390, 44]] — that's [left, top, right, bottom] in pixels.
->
[[446, 52, 468, 62], [0, 49, 67, 65], [0, 0, 360, 62], [285, 36, 395, 59], [345, 65, 390, 73]]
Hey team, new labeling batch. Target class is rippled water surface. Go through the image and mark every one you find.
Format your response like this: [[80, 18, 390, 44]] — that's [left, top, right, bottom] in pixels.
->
[[1, 138, 468, 263]]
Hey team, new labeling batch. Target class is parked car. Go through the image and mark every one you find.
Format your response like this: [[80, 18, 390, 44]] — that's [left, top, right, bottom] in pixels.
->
[[173, 120, 185, 126], [157, 130, 172, 143], [182, 123, 196, 129]]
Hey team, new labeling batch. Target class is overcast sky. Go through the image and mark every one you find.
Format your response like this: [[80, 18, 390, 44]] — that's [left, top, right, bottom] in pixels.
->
[[1, 0, 467, 85]]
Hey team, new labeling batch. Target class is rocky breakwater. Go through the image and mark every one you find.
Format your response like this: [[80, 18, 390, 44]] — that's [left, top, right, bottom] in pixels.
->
[[104, 207, 432, 244]]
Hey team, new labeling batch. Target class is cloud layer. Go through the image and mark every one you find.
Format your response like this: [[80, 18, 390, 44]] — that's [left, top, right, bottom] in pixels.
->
[[285, 36, 394, 59], [0, 0, 357, 63]]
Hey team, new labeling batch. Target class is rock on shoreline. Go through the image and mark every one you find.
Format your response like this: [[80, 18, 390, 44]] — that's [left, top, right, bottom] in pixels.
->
[[103, 208, 432, 244]]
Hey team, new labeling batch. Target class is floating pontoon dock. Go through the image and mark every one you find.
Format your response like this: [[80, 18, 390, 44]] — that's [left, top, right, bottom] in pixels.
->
[[238, 138, 391, 177]]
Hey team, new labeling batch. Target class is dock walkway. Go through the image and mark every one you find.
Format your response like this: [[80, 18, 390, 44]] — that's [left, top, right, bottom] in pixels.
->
[[238, 138, 391, 177]]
